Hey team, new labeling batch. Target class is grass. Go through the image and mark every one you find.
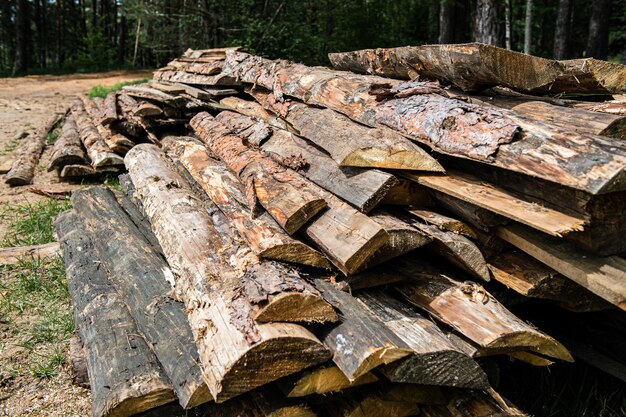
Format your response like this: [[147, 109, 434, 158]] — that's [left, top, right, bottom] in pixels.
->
[[0, 198, 71, 247], [0, 138, 21, 157], [88, 77, 150, 98]]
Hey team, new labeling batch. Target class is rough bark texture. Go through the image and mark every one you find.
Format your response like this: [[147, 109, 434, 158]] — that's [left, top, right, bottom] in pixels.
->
[[101, 92, 118, 125], [6, 113, 61, 185], [163, 137, 331, 269], [474, 0, 501, 45], [586, 0, 611, 60], [553, 0, 572, 59], [356, 290, 489, 389], [191, 111, 327, 235], [71, 99, 124, 167], [48, 114, 88, 170], [55, 211, 175, 417], [71, 187, 211, 409], [125, 144, 330, 402]]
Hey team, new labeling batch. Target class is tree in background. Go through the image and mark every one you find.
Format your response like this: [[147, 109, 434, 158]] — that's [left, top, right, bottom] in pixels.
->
[[474, 0, 501, 46], [586, 0, 612, 59], [553, 0, 572, 59]]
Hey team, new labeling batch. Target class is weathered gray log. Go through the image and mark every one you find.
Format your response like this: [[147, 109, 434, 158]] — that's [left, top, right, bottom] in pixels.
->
[[55, 211, 175, 417], [72, 187, 211, 408], [101, 92, 118, 125], [162, 136, 331, 269], [68, 335, 90, 388], [191, 111, 327, 235], [48, 114, 88, 171], [313, 279, 412, 380], [152, 69, 240, 86], [125, 144, 330, 402], [5, 113, 62, 185], [71, 99, 124, 167], [83, 96, 136, 154], [356, 290, 489, 389], [249, 89, 443, 172]]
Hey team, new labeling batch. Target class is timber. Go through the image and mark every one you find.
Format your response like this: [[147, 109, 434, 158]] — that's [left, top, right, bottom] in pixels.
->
[[83, 96, 136, 153], [497, 224, 626, 311], [71, 99, 124, 167], [48, 114, 88, 171], [163, 136, 331, 269], [71, 187, 211, 408], [101, 92, 118, 125], [277, 365, 379, 397], [0, 242, 60, 265], [313, 279, 412, 380], [356, 290, 489, 389], [69, 335, 89, 388], [5, 113, 62, 185], [60, 164, 119, 178], [190, 111, 327, 234], [125, 144, 330, 402], [55, 211, 175, 417], [407, 208, 477, 239], [391, 257, 572, 361]]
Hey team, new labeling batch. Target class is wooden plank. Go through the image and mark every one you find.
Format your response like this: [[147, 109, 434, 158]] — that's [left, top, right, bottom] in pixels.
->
[[407, 208, 477, 239], [125, 144, 330, 402], [55, 211, 175, 417], [153, 69, 240, 86], [190, 112, 327, 235], [0, 242, 60, 265], [497, 224, 626, 311], [72, 187, 211, 408], [403, 170, 586, 237], [163, 136, 331, 269]]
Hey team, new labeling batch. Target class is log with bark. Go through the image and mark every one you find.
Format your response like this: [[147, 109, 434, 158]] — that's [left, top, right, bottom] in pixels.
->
[[69, 335, 89, 388], [0, 242, 60, 266], [83, 97, 136, 153], [5, 113, 62, 185], [277, 364, 379, 398], [163, 136, 331, 269], [125, 144, 330, 402], [55, 211, 175, 417], [100, 92, 118, 125], [71, 187, 211, 408], [59, 164, 120, 178], [407, 208, 477, 240], [191, 112, 327, 235], [48, 114, 88, 171]]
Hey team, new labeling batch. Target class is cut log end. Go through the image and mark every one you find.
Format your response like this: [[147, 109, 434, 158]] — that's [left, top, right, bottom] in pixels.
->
[[260, 243, 332, 270], [253, 292, 339, 323], [342, 148, 445, 172], [349, 345, 412, 382], [102, 379, 175, 417], [264, 194, 327, 235]]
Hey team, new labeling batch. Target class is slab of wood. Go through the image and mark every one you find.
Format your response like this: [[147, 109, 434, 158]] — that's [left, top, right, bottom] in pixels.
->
[[0, 242, 60, 265]]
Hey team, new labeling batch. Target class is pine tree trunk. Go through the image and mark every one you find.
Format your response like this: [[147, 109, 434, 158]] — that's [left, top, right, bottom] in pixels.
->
[[438, 0, 455, 44], [12, 0, 28, 76], [586, 0, 611, 60], [473, 0, 500, 46], [523, 0, 532, 54], [553, 0, 572, 59]]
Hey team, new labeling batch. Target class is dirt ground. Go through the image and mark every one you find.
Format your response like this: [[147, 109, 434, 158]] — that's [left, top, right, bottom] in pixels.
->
[[0, 70, 152, 417]]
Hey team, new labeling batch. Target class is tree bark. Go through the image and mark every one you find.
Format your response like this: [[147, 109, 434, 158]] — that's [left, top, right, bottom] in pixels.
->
[[586, 0, 611, 60], [125, 144, 331, 402], [48, 114, 88, 171], [553, 0, 572, 59], [438, 0, 455, 44], [12, 0, 28, 76], [473, 0, 501, 46], [523, 0, 533, 54]]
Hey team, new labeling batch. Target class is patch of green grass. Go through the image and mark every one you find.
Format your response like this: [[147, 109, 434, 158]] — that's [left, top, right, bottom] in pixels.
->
[[46, 130, 59, 145], [29, 345, 66, 379], [0, 199, 71, 247], [88, 78, 150, 99], [0, 138, 21, 156]]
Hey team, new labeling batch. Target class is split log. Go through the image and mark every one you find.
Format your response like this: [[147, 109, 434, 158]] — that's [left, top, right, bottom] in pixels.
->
[[116, 94, 159, 143], [217, 109, 400, 213], [101, 92, 118, 125], [152, 69, 239, 87], [313, 279, 412, 380], [125, 144, 331, 402], [393, 258, 572, 362], [407, 208, 477, 239], [55, 211, 175, 417], [220, 96, 293, 131], [72, 187, 211, 408], [5, 113, 62, 185], [554, 58, 626, 95], [134, 101, 163, 117], [277, 365, 379, 397], [510, 101, 626, 139], [147, 82, 187, 95], [191, 111, 327, 235], [250, 89, 443, 171], [121, 85, 185, 107], [496, 224, 626, 311], [59, 164, 120, 178], [163, 136, 331, 269], [224, 51, 626, 196], [172, 82, 237, 100], [402, 171, 586, 237], [84, 97, 136, 153], [488, 250, 611, 312], [430, 190, 508, 231], [571, 100, 626, 115], [48, 114, 88, 171], [356, 290, 489, 389], [71, 99, 124, 167], [0, 242, 60, 265]]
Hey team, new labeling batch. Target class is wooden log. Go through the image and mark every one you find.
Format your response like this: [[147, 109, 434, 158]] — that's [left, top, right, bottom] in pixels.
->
[[510, 100, 626, 139], [277, 365, 379, 398], [220, 96, 293, 131], [407, 208, 477, 239], [116, 93, 159, 143], [83, 96, 136, 153], [393, 259, 573, 362], [121, 85, 185, 107], [0, 242, 60, 266], [191, 111, 327, 234], [101, 92, 118, 125], [571, 100, 626, 115], [402, 171, 586, 237], [554, 58, 626, 95], [48, 114, 88, 171], [55, 211, 175, 417], [71, 99, 124, 167], [5, 113, 62, 185], [152, 69, 240, 86], [249, 89, 443, 171], [356, 290, 489, 389], [430, 190, 508, 231], [162, 136, 330, 269], [125, 144, 331, 402], [59, 164, 119, 178], [224, 51, 626, 196], [420, 388, 527, 417], [72, 187, 211, 408], [134, 101, 163, 117], [322, 385, 428, 417], [488, 250, 611, 311], [496, 224, 626, 311], [68, 335, 90, 388], [313, 279, 412, 380], [217, 109, 400, 213]]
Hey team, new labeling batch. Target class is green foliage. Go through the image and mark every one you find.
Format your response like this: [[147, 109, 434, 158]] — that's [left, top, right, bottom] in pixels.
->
[[45, 130, 59, 145], [0, 198, 71, 247], [75, 25, 117, 72], [88, 78, 149, 99]]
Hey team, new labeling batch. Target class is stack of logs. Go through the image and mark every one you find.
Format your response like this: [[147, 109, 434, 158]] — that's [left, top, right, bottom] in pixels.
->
[[55, 44, 626, 417]]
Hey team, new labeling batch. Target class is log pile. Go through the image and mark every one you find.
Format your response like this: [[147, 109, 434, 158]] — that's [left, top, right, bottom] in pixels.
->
[[52, 44, 626, 417]]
